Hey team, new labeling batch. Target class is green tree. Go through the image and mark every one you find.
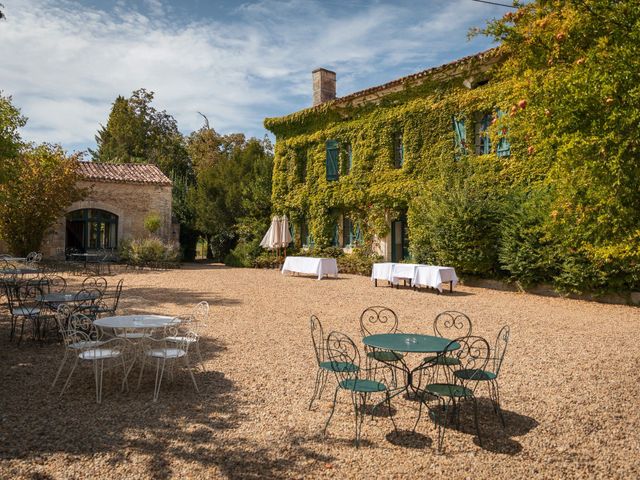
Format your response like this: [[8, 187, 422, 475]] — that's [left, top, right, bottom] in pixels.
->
[[481, 0, 640, 292], [0, 144, 86, 255], [91, 88, 191, 178], [188, 127, 273, 261], [0, 92, 26, 165]]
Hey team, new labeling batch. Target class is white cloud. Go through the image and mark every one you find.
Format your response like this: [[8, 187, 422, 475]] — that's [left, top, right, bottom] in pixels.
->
[[0, 0, 503, 151]]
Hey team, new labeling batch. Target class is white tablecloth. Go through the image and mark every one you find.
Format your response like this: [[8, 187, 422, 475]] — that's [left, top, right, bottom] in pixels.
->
[[281, 257, 338, 280], [371, 262, 396, 283], [390, 263, 421, 284], [413, 266, 458, 292]]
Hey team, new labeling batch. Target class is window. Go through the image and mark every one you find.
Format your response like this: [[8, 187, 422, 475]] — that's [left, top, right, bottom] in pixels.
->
[[342, 216, 363, 247], [394, 133, 404, 168], [474, 113, 492, 155], [342, 143, 352, 175], [66, 209, 118, 252], [326, 140, 339, 181], [495, 109, 511, 157], [332, 221, 340, 247], [300, 221, 314, 247]]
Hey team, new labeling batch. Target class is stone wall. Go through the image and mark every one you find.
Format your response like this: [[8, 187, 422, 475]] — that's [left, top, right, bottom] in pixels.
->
[[41, 180, 173, 258]]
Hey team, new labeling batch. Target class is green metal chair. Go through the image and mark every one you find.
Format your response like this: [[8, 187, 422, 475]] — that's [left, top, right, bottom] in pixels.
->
[[359, 306, 404, 387], [417, 335, 490, 453], [420, 311, 473, 384], [323, 331, 397, 447], [309, 315, 359, 410], [454, 325, 510, 426]]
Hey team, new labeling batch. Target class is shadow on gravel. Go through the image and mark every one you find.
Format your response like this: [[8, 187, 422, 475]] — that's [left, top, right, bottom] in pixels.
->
[[0, 326, 325, 479], [430, 397, 539, 455], [120, 286, 242, 311]]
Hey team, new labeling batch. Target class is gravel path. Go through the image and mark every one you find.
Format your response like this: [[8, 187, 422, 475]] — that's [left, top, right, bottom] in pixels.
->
[[1, 264, 639, 479]]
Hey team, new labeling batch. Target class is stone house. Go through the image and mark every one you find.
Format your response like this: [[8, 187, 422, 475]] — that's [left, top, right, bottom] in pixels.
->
[[264, 49, 503, 262], [40, 162, 175, 258]]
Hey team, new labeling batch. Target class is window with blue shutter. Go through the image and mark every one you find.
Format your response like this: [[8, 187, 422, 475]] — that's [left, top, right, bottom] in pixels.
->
[[301, 222, 314, 247], [394, 133, 404, 168], [452, 116, 467, 159], [496, 109, 511, 157], [343, 216, 353, 246], [474, 113, 492, 155], [326, 140, 339, 181]]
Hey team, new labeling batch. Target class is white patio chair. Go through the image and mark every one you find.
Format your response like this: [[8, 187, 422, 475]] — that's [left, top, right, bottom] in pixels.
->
[[51, 307, 106, 390], [137, 331, 199, 402], [57, 313, 129, 404], [163, 301, 208, 371]]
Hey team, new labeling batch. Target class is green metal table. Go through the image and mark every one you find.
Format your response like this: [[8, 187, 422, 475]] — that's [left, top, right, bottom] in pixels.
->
[[363, 333, 460, 428]]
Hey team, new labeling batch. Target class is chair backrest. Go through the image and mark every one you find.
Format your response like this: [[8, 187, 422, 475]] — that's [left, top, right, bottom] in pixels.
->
[[192, 301, 209, 323], [72, 288, 103, 315], [25, 252, 38, 263], [326, 331, 360, 383], [8, 283, 43, 315], [433, 310, 472, 339], [44, 274, 67, 294], [309, 315, 325, 365], [111, 279, 124, 310], [449, 335, 491, 379], [82, 276, 108, 294], [359, 306, 399, 337], [491, 325, 510, 376]]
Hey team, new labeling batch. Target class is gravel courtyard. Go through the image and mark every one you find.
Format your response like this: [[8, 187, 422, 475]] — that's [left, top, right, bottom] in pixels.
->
[[1, 264, 639, 479]]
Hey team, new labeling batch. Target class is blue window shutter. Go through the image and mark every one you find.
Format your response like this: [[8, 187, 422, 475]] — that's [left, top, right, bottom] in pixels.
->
[[452, 116, 467, 157], [481, 114, 491, 154], [326, 140, 339, 181], [343, 217, 351, 246], [332, 221, 340, 246], [496, 109, 511, 157], [355, 224, 363, 244]]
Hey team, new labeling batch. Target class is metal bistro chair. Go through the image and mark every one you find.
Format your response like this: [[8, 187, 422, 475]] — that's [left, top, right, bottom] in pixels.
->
[[137, 328, 200, 402], [50, 306, 106, 391], [323, 331, 397, 447], [454, 325, 510, 426], [418, 335, 491, 453], [308, 315, 358, 410], [82, 276, 108, 295], [57, 312, 128, 404], [92, 279, 124, 318], [421, 311, 473, 384], [163, 301, 209, 372], [5, 283, 44, 344], [359, 306, 404, 387]]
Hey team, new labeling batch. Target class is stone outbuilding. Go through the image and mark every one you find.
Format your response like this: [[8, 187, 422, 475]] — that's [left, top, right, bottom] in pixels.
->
[[41, 162, 175, 258]]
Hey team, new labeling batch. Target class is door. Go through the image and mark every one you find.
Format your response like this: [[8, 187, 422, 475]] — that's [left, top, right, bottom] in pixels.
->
[[391, 214, 409, 262]]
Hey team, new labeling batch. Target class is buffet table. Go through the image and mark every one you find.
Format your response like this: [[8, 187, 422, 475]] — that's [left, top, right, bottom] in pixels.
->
[[371, 262, 458, 292], [281, 256, 338, 280]]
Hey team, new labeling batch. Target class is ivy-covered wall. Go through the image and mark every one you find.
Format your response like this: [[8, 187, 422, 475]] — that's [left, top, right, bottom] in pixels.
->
[[265, 57, 517, 257]]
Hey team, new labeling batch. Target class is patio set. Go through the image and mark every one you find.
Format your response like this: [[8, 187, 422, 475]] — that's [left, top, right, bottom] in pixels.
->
[[309, 307, 510, 452], [1, 254, 208, 404]]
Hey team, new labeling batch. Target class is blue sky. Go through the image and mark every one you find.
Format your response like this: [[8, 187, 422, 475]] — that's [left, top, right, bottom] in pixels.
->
[[0, 0, 517, 152]]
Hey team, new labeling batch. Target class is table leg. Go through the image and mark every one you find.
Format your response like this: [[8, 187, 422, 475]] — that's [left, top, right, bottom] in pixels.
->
[[450, 281, 453, 293], [374, 279, 377, 287]]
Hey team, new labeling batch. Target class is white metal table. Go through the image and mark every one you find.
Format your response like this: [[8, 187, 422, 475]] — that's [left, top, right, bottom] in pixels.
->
[[94, 314, 179, 331]]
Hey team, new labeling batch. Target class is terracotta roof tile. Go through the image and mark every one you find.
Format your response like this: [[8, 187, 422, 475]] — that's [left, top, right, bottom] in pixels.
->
[[77, 162, 172, 186]]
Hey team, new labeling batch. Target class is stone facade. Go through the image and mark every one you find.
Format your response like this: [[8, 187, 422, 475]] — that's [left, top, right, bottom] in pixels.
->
[[38, 163, 175, 258]]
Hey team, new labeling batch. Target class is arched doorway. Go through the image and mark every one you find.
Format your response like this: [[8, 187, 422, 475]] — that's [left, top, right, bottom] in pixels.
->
[[66, 209, 118, 252]]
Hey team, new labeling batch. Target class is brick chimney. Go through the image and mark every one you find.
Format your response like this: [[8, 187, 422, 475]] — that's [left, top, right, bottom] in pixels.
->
[[312, 68, 336, 106]]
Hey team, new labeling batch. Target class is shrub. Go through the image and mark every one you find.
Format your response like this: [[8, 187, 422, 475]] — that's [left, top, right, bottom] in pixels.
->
[[410, 163, 505, 276], [143, 212, 162, 235], [305, 246, 344, 258], [338, 248, 382, 276], [498, 189, 558, 288], [253, 252, 283, 269], [119, 237, 180, 266], [224, 239, 262, 267]]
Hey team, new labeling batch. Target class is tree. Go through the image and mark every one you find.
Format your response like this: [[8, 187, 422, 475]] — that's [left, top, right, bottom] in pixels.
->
[[0, 144, 86, 255], [0, 92, 26, 166], [481, 0, 640, 292], [91, 88, 191, 178], [188, 127, 273, 261]]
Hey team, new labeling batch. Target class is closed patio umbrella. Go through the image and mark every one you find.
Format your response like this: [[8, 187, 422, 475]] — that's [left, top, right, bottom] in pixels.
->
[[279, 215, 292, 256], [260, 216, 282, 252]]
